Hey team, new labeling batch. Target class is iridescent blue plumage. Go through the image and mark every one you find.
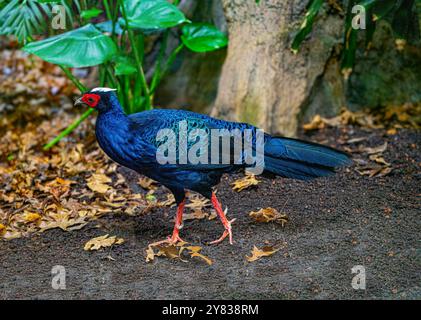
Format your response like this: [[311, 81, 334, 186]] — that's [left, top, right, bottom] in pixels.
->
[[91, 91, 351, 203], [74, 90, 352, 245]]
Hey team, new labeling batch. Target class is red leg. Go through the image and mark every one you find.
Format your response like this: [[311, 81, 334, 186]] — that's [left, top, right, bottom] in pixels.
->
[[149, 199, 186, 246], [169, 199, 185, 243], [210, 193, 236, 245]]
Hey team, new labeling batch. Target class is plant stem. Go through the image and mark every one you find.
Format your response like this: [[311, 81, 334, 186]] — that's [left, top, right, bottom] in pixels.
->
[[103, 0, 117, 41], [59, 66, 87, 92], [118, 0, 151, 109], [43, 109, 94, 151]]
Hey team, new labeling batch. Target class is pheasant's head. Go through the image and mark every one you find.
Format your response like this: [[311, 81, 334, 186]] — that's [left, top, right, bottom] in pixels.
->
[[74, 87, 118, 113]]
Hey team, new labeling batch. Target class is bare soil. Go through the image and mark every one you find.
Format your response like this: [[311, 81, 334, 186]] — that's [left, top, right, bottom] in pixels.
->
[[0, 128, 420, 300]]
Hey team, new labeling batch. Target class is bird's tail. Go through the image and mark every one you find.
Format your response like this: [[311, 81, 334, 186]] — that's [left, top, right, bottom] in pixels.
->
[[263, 136, 352, 180]]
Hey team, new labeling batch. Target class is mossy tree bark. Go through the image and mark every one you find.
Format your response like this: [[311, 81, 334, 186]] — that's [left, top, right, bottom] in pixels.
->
[[212, 0, 344, 136]]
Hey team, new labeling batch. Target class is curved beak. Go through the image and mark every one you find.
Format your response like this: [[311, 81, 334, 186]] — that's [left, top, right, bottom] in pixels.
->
[[74, 97, 85, 107]]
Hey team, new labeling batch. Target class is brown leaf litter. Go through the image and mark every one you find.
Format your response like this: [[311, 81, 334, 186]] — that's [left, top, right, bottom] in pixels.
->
[[249, 207, 289, 226], [303, 104, 420, 132], [246, 245, 280, 262], [231, 174, 260, 192], [0, 52, 155, 240], [84, 234, 124, 251], [146, 242, 213, 265]]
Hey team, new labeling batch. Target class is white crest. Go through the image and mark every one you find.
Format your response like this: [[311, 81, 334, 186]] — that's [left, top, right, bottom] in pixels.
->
[[91, 87, 117, 93]]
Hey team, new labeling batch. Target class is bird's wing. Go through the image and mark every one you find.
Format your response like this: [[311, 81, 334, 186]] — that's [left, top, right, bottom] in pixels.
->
[[127, 110, 252, 171]]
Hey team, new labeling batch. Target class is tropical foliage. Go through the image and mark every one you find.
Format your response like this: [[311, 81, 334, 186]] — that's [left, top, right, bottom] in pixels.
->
[[0, 0, 228, 149]]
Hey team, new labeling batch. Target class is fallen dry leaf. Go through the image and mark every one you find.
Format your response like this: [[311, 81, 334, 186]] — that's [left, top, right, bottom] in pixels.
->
[[246, 245, 280, 262], [346, 137, 367, 144], [303, 115, 328, 131], [138, 176, 157, 190], [87, 173, 112, 193], [369, 154, 390, 166], [183, 210, 208, 221], [387, 128, 397, 135], [145, 246, 156, 262], [362, 142, 388, 155], [146, 243, 212, 265], [39, 213, 89, 232], [232, 174, 259, 192], [249, 207, 289, 226], [22, 211, 41, 223], [155, 244, 180, 259], [83, 234, 124, 251], [355, 166, 393, 178], [185, 193, 210, 210], [303, 108, 384, 131], [158, 193, 176, 207], [190, 252, 213, 265]]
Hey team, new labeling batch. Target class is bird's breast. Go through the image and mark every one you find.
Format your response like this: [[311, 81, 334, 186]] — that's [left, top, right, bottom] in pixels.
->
[[95, 118, 141, 170]]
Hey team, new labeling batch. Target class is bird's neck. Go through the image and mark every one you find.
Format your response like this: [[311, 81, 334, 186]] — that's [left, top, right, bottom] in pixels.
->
[[102, 94, 126, 115], [95, 105, 133, 168]]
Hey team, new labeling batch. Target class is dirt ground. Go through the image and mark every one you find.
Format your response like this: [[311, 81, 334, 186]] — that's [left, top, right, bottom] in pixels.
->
[[0, 127, 420, 300]]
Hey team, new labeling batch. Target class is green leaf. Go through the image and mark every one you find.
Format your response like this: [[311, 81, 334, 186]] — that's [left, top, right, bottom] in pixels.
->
[[23, 24, 117, 68], [96, 20, 124, 35], [81, 7, 103, 20], [0, 0, 52, 43], [291, 0, 323, 53], [181, 23, 228, 52], [113, 55, 137, 76], [123, 0, 188, 30]]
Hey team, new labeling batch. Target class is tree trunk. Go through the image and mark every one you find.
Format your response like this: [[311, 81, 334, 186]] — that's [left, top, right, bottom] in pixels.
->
[[155, 0, 420, 136], [212, 0, 344, 137], [154, 0, 227, 114]]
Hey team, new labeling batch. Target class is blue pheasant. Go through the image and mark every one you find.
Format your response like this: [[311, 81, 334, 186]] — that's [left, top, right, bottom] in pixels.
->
[[75, 88, 351, 245]]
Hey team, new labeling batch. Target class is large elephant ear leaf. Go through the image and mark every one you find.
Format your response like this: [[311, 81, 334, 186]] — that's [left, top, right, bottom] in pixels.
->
[[181, 23, 228, 52], [23, 24, 117, 68], [123, 0, 188, 30]]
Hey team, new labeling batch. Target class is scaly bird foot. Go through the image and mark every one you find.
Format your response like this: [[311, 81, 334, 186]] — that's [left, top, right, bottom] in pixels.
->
[[149, 228, 186, 247], [210, 218, 236, 245], [149, 235, 185, 248], [149, 199, 186, 247]]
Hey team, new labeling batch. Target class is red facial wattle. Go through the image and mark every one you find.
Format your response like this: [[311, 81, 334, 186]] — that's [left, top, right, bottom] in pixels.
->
[[81, 93, 101, 108]]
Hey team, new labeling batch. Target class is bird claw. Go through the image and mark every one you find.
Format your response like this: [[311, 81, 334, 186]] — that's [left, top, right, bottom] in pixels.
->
[[169, 233, 185, 244], [210, 218, 236, 245], [149, 233, 185, 247]]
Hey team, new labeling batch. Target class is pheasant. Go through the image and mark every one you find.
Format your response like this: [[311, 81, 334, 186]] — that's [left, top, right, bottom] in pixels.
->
[[75, 87, 351, 245]]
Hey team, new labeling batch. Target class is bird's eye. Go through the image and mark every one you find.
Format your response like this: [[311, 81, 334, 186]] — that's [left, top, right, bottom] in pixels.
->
[[88, 98, 94, 103]]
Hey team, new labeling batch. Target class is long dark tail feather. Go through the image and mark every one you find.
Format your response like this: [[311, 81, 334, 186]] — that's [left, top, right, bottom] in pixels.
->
[[263, 136, 352, 180]]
